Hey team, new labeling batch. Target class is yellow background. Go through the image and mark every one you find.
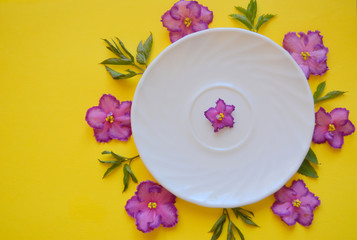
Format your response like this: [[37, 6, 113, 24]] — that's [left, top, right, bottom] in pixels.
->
[[1, 0, 356, 239]]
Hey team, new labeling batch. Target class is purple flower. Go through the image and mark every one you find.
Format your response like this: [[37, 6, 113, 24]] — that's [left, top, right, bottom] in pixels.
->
[[283, 31, 328, 79], [271, 179, 320, 227], [204, 98, 235, 132], [312, 107, 355, 149], [85, 94, 132, 142], [161, 0, 213, 43], [125, 181, 178, 233]]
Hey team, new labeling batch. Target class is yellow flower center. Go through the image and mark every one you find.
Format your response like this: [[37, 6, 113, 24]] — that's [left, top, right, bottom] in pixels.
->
[[301, 51, 310, 60], [292, 199, 301, 208], [184, 18, 192, 27], [105, 115, 114, 123], [148, 202, 157, 209], [328, 124, 335, 132], [217, 113, 224, 121]]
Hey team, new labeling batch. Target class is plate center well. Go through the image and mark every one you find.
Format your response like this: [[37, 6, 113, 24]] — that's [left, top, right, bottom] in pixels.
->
[[189, 83, 253, 151]]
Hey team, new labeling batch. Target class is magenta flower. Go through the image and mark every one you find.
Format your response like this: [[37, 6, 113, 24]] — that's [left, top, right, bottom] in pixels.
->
[[271, 179, 320, 226], [312, 107, 355, 149], [283, 31, 328, 79], [161, 0, 213, 43], [125, 181, 178, 233], [204, 98, 235, 132], [85, 94, 132, 142]]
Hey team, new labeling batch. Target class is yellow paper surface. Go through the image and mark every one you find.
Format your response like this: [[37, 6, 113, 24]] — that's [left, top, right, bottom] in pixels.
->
[[0, 0, 356, 239]]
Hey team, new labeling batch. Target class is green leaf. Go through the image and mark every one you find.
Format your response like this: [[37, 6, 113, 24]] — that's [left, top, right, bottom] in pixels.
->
[[98, 159, 120, 164], [298, 159, 318, 178], [102, 163, 121, 178], [232, 222, 244, 240], [143, 33, 153, 60], [313, 81, 326, 100], [109, 151, 126, 162], [227, 221, 233, 240], [314, 91, 346, 104], [136, 41, 146, 65], [255, 14, 275, 32], [100, 58, 132, 65], [209, 214, 226, 233], [230, 14, 254, 30], [236, 207, 254, 217], [124, 164, 138, 183], [235, 6, 248, 17], [247, 0, 257, 23], [117, 37, 134, 62], [211, 222, 224, 240], [305, 148, 318, 164], [123, 164, 130, 192], [104, 66, 137, 79], [103, 39, 125, 59], [236, 212, 259, 227], [101, 151, 112, 155]]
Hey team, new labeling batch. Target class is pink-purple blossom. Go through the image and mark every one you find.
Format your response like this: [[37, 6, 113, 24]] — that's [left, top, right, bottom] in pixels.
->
[[271, 179, 320, 227], [161, 0, 213, 43], [125, 181, 178, 233], [313, 107, 355, 149], [204, 98, 235, 132], [283, 31, 328, 79], [85, 94, 132, 142]]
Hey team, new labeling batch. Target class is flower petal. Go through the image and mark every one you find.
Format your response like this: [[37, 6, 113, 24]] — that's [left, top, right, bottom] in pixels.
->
[[161, 11, 182, 32], [114, 101, 132, 116], [135, 210, 161, 233], [114, 115, 131, 126], [330, 108, 349, 126], [290, 52, 310, 78], [154, 187, 176, 204], [225, 105, 235, 114], [271, 202, 293, 217], [312, 125, 328, 143], [204, 107, 219, 123], [290, 180, 309, 198], [221, 114, 234, 128], [296, 205, 314, 226], [191, 20, 208, 32], [186, 1, 201, 18], [310, 45, 328, 63], [99, 94, 120, 113], [305, 31, 324, 51], [200, 5, 213, 23], [156, 203, 178, 228], [169, 31, 184, 43], [283, 32, 304, 53], [274, 186, 296, 202], [327, 131, 344, 149], [108, 122, 131, 141], [315, 107, 331, 126], [85, 106, 106, 129], [300, 192, 321, 210], [215, 99, 226, 112], [308, 59, 328, 76], [170, 6, 181, 20], [136, 181, 157, 202], [93, 123, 112, 142], [335, 120, 355, 136], [125, 196, 147, 217], [281, 210, 298, 226]]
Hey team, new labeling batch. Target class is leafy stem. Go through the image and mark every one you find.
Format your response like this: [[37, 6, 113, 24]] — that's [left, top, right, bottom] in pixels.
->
[[313, 81, 346, 104], [99, 151, 140, 192], [210, 207, 258, 240], [101, 33, 153, 80], [230, 0, 275, 33]]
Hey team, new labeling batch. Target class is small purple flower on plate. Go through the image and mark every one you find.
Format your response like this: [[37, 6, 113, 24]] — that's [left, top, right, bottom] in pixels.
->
[[161, 0, 213, 43], [283, 30, 328, 79], [125, 181, 178, 233], [271, 179, 320, 227], [85, 94, 132, 142], [204, 98, 235, 132], [312, 107, 355, 149]]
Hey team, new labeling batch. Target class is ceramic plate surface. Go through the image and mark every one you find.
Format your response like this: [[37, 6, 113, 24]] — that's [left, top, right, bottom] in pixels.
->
[[131, 28, 315, 208]]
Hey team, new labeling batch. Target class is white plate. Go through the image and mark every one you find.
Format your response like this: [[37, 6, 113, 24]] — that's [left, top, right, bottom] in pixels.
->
[[131, 28, 315, 208]]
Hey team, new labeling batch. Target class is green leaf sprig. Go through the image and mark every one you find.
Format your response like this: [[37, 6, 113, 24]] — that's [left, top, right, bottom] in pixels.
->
[[313, 81, 346, 104], [209, 208, 258, 240], [230, 0, 275, 32], [101, 33, 153, 80], [298, 148, 319, 178], [99, 151, 140, 192]]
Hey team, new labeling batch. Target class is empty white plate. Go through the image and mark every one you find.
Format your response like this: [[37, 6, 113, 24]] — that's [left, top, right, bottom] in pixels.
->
[[131, 28, 315, 208]]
